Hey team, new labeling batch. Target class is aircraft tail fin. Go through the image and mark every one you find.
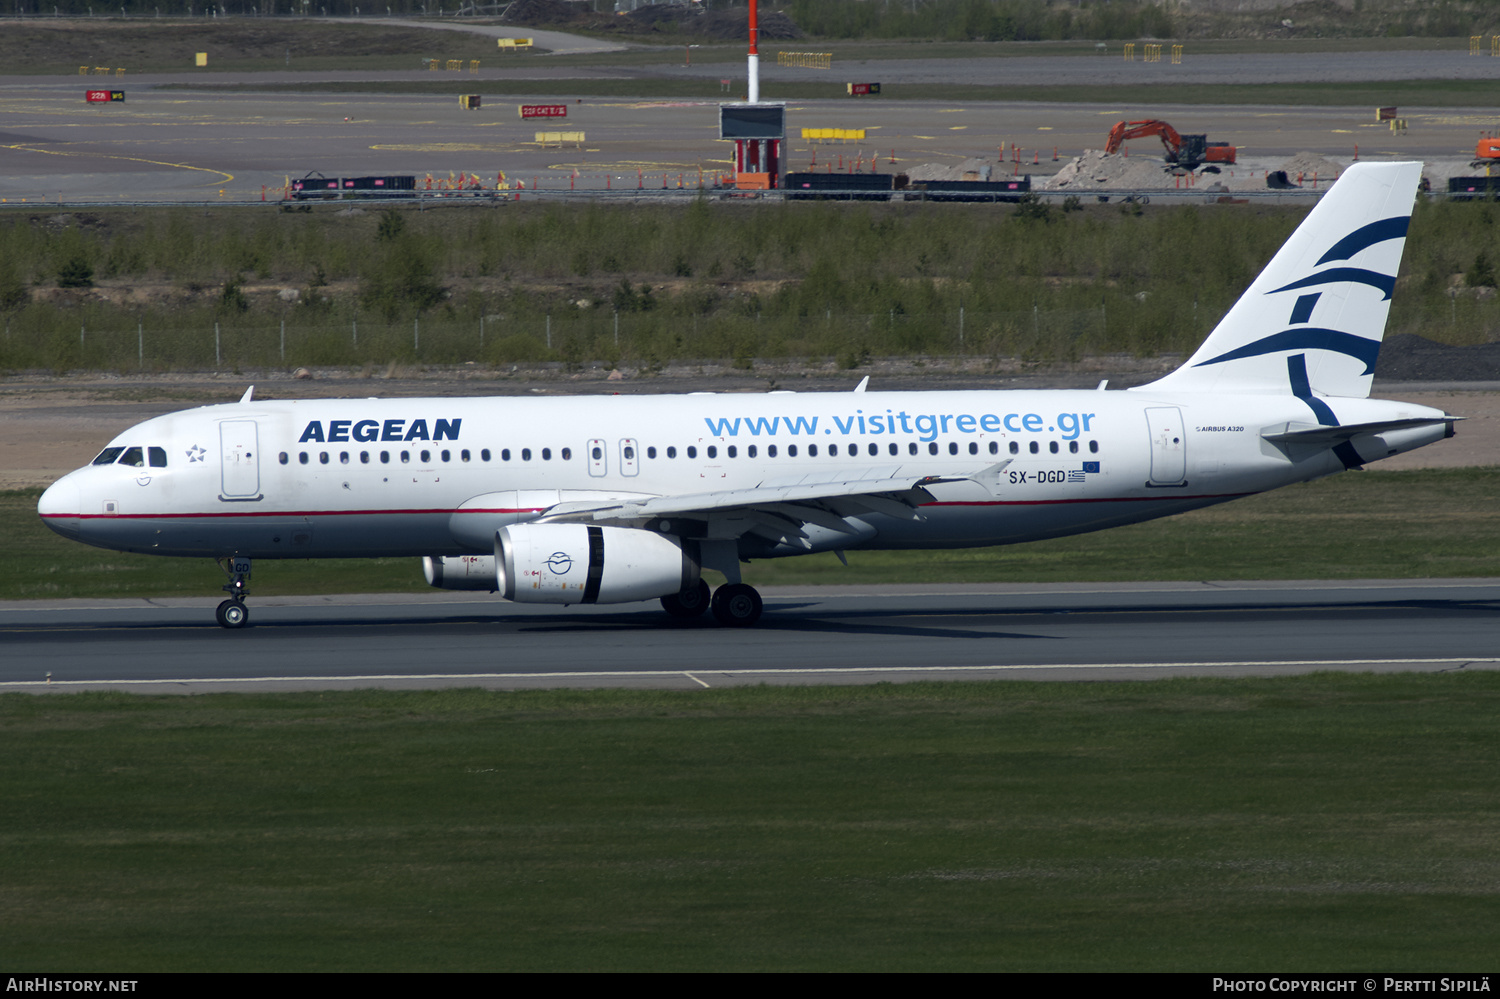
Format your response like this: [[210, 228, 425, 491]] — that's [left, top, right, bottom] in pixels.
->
[[1133, 161, 1423, 400]]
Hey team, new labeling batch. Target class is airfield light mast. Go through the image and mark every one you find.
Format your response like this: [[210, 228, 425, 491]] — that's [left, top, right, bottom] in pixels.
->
[[748, 0, 759, 104]]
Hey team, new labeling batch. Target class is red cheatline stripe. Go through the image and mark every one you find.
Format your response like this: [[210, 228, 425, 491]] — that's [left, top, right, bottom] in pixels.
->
[[40, 494, 1250, 521], [44, 507, 547, 521], [924, 492, 1253, 507]]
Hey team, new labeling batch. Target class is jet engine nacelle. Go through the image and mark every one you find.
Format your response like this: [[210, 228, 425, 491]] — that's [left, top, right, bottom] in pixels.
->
[[423, 554, 499, 591], [497, 523, 699, 605]]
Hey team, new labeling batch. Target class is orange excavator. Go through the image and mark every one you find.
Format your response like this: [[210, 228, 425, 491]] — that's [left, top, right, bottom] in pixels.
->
[[1473, 136, 1500, 169], [1104, 119, 1237, 170]]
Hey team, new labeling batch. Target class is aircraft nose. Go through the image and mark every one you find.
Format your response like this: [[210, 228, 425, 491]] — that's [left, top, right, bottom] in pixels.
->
[[38, 477, 81, 541]]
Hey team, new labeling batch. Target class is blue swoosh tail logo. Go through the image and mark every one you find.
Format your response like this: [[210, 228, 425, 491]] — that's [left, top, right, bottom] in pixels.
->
[[1194, 328, 1381, 374], [1316, 216, 1409, 265], [1270, 267, 1396, 300]]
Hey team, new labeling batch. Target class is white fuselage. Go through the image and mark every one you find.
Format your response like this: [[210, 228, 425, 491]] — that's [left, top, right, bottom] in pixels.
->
[[37, 387, 1450, 563]]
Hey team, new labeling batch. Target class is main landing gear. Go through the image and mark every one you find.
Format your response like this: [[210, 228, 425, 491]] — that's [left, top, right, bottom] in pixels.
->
[[215, 556, 252, 629], [658, 580, 764, 627]]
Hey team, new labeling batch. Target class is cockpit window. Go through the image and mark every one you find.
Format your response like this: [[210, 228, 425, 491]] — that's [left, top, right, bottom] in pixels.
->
[[118, 447, 145, 467], [92, 447, 125, 465], [148, 447, 168, 468]]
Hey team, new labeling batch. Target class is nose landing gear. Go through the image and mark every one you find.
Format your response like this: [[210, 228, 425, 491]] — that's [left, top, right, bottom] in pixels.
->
[[215, 556, 252, 629]]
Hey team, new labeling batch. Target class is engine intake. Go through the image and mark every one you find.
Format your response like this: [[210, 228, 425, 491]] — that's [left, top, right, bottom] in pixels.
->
[[497, 524, 698, 605]]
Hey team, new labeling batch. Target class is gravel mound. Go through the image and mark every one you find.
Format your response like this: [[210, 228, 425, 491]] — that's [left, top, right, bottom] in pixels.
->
[[1042, 149, 1172, 190], [1376, 334, 1500, 382]]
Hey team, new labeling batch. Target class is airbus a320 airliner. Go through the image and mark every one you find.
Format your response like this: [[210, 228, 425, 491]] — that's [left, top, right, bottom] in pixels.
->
[[39, 162, 1455, 628]]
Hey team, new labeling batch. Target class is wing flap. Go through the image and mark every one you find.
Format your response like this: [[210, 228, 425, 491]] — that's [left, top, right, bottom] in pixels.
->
[[536, 460, 1011, 534]]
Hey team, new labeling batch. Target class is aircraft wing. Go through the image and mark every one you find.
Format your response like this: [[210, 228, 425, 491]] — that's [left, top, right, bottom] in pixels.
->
[[537, 460, 1011, 546]]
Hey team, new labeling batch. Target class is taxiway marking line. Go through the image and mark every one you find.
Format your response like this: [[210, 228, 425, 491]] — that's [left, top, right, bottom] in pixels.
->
[[2, 657, 1494, 688]]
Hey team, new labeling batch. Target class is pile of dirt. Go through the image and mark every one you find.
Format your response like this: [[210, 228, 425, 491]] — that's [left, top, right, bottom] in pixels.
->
[[522, 2, 802, 40], [1375, 334, 1500, 382], [1042, 149, 1172, 190], [1277, 151, 1345, 180], [502, 0, 578, 26], [623, 4, 802, 40], [904, 157, 997, 182]]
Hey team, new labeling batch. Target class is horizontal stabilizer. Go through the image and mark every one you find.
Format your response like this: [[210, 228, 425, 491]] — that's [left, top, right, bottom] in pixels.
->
[[1261, 416, 1456, 446]]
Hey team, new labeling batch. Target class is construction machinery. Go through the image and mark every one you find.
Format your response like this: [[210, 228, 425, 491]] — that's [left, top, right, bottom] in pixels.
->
[[1472, 136, 1500, 170], [1104, 119, 1237, 170]]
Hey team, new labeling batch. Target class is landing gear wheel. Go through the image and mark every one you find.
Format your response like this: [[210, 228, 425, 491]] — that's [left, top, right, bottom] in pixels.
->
[[661, 578, 712, 619], [711, 583, 763, 627], [216, 599, 249, 629]]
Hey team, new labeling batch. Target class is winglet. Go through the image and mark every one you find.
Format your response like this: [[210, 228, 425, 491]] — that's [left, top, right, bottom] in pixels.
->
[[853, 376, 869, 393], [239, 385, 255, 404]]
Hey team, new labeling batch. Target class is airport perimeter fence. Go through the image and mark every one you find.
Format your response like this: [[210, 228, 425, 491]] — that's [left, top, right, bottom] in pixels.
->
[[0, 307, 1112, 372]]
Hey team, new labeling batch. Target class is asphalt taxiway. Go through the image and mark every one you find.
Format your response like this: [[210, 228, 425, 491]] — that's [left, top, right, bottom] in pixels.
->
[[4, 580, 1497, 693]]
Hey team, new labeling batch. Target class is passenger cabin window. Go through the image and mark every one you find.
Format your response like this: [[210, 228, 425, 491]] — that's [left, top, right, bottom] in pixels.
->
[[93, 447, 125, 465]]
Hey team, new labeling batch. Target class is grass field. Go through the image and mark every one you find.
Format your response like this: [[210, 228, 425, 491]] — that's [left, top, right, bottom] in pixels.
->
[[8, 467, 1500, 601], [11, 196, 1500, 375], [3, 675, 1497, 971]]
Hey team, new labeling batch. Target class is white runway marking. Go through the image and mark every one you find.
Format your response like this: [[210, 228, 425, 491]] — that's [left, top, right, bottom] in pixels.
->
[[4, 657, 1495, 690]]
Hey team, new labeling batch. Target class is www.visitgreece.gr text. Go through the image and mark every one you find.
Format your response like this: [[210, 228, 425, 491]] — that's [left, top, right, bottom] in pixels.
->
[[702, 410, 1099, 443]]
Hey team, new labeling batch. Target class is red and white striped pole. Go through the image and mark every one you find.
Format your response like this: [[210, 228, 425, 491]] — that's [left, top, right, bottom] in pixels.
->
[[748, 0, 759, 103]]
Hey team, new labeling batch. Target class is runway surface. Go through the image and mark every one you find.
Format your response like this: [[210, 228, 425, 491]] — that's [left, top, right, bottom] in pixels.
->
[[0, 41, 1487, 202], [5, 580, 1497, 693]]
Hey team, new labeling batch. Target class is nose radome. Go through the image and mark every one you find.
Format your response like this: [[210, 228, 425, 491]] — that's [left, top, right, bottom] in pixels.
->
[[37, 476, 81, 541]]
